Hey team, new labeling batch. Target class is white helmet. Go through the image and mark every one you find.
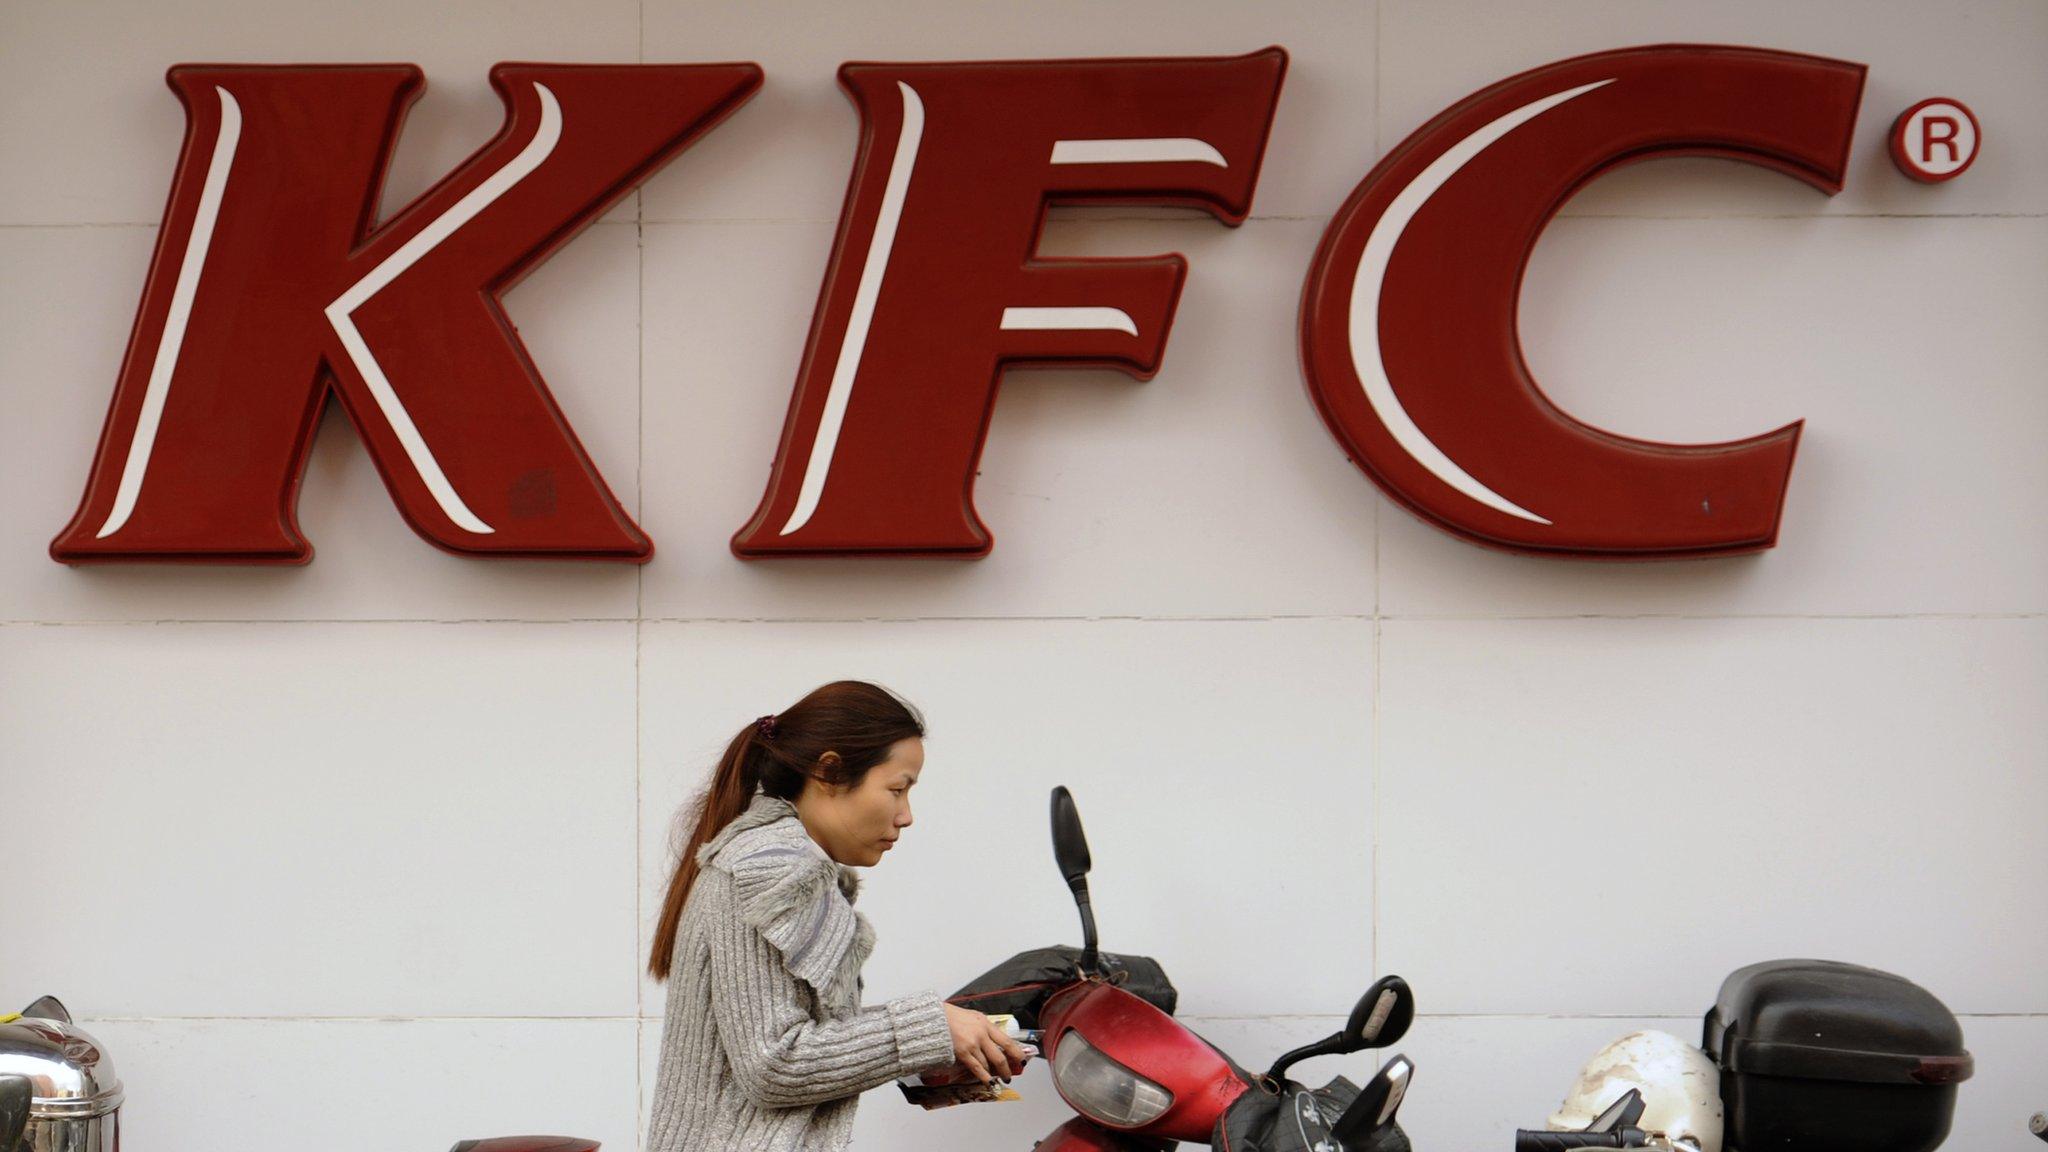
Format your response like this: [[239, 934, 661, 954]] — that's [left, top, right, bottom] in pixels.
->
[[1547, 1030, 1724, 1152]]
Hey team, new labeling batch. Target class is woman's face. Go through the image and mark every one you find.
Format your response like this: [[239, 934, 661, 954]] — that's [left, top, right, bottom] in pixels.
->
[[796, 736, 923, 867]]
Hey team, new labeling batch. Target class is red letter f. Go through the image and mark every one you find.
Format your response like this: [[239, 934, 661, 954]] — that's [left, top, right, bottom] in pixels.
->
[[733, 49, 1287, 557]]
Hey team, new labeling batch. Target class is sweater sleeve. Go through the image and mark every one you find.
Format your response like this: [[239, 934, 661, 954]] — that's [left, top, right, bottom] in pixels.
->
[[707, 902, 955, 1109]]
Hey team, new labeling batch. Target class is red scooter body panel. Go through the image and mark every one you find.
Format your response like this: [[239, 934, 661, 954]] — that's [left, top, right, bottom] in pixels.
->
[[453, 1140, 601, 1152], [1041, 980, 1249, 1144], [1030, 1116, 1173, 1151]]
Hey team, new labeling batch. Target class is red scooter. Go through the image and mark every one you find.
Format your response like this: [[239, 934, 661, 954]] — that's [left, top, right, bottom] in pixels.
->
[[946, 787, 1417, 1152]]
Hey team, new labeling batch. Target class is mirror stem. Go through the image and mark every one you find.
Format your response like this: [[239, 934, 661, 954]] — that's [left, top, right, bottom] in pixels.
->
[[1070, 877, 1100, 973], [1266, 1032, 1345, 1082]]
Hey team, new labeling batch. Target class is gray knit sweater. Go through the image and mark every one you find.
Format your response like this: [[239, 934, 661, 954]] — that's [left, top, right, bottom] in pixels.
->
[[645, 792, 955, 1152]]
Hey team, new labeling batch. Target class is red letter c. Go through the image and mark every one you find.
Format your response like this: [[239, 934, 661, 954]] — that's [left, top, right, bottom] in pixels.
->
[[1301, 45, 1866, 558]]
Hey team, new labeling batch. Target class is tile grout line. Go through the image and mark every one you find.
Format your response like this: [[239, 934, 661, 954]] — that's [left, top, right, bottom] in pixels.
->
[[4, 612, 2042, 627], [79, 1011, 2048, 1023], [1371, 611, 2048, 622], [1370, 494, 1383, 984], [635, 4, 648, 1147], [8, 211, 2048, 231], [566, 210, 2048, 224], [87, 1015, 650, 1023], [1184, 1011, 2048, 1021], [634, 85, 649, 1037], [1373, 0, 1381, 164]]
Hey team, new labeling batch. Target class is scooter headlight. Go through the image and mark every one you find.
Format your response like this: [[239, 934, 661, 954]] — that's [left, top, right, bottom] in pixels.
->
[[1051, 1029, 1173, 1128]]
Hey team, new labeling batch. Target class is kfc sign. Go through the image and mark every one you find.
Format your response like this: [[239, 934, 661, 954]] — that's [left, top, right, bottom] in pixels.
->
[[52, 44, 1875, 567]]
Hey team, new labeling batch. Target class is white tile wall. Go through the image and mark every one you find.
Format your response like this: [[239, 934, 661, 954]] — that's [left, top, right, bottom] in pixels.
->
[[0, 0, 644, 227], [89, 1017, 640, 1152], [1940, 1017, 2048, 1151], [1376, 617, 2048, 1016], [3, 2, 2041, 1151], [0, 623, 639, 1018]]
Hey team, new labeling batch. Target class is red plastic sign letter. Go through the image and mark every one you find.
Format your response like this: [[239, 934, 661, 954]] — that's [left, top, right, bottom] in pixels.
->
[[53, 63, 761, 563], [1300, 46, 1865, 558], [733, 49, 1287, 557]]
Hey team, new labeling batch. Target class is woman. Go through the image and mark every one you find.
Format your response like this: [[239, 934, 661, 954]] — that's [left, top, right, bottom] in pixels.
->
[[644, 680, 1030, 1152]]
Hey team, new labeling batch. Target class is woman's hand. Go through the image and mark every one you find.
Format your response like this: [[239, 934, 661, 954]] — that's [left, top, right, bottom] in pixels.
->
[[941, 1003, 1031, 1083]]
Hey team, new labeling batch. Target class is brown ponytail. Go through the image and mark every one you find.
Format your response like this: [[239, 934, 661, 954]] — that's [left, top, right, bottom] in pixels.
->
[[647, 680, 925, 980]]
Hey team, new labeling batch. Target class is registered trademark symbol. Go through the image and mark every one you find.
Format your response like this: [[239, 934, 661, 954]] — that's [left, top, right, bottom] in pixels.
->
[[1889, 97, 1980, 183]]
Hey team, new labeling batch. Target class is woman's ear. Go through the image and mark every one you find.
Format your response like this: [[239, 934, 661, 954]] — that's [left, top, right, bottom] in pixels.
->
[[816, 750, 844, 777]]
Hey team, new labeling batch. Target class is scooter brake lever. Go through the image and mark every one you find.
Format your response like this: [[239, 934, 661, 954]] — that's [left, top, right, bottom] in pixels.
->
[[1585, 1089, 1647, 1133], [1510, 1130, 1689, 1151]]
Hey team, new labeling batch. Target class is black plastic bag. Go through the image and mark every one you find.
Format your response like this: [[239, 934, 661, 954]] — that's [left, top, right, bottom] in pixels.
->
[[1214, 1075, 1409, 1152], [949, 945, 1177, 1027]]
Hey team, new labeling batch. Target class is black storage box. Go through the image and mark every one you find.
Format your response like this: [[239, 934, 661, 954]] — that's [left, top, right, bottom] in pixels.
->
[[1704, 959, 1972, 1152]]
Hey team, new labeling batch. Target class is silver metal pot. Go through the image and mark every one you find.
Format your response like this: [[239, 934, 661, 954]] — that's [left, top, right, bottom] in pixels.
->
[[0, 998, 121, 1152]]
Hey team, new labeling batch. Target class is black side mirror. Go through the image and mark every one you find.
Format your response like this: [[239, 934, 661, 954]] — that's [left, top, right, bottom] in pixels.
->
[[1048, 786, 1099, 973], [20, 997, 67, 1024], [1267, 975, 1415, 1082], [1049, 786, 1091, 885], [0, 1075, 31, 1152], [1343, 976, 1414, 1051]]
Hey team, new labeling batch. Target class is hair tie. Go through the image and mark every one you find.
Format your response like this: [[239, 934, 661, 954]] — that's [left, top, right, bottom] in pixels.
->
[[756, 714, 779, 740]]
